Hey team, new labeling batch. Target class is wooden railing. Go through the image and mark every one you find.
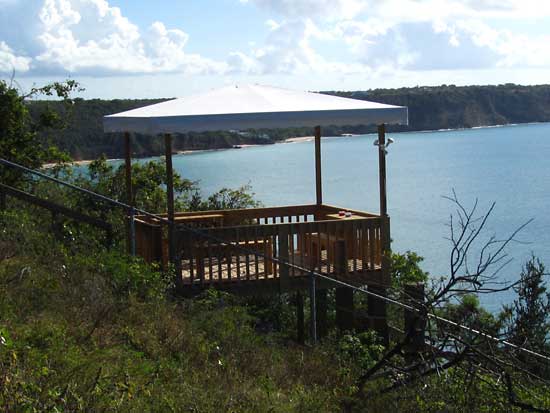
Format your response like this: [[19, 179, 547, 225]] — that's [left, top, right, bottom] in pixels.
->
[[133, 204, 387, 289], [177, 206, 384, 287], [0, 182, 113, 248]]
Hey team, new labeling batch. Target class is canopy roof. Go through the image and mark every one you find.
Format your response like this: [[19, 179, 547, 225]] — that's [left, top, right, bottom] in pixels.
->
[[103, 84, 408, 135]]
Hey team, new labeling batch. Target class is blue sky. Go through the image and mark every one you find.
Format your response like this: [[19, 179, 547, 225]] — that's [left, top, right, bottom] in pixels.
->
[[1, 0, 550, 98]]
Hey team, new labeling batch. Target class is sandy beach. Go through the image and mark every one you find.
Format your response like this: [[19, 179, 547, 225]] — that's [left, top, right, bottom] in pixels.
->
[[42, 159, 99, 169], [283, 136, 314, 143]]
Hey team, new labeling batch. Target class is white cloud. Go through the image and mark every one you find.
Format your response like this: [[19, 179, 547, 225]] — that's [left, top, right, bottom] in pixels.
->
[[229, 19, 320, 74], [240, 0, 365, 20], [333, 20, 504, 71], [228, 18, 371, 76], [2, 0, 550, 82], [0, 0, 227, 75], [0, 41, 32, 73], [280, 0, 550, 22], [235, 0, 550, 76]]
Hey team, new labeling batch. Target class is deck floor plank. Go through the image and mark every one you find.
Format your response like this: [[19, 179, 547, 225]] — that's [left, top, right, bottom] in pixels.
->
[[180, 250, 382, 287]]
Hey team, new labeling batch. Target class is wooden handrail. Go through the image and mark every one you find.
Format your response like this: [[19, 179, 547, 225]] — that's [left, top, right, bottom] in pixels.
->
[[0, 183, 111, 231], [319, 204, 379, 218], [135, 204, 380, 225]]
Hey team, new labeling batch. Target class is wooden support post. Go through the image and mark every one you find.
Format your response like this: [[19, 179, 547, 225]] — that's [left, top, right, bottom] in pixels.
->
[[128, 206, 136, 256], [104, 227, 114, 250], [296, 292, 305, 344], [50, 211, 59, 240], [173, 231, 183, 292], [334, 239, 347, 278], [314, 125, 322, 206], [124, 131, 134, 255], [0, 186, 5, 225], [317, 289, 328, 339], [403, 283, 426, 359], [368, 285, 389, 345], [0, 186, 5, 211], [373, 124, 391, 344], [124, 131, 133, 206], [380, 215, 392, 286], [309, 272, 317, 344], [377, 124, 387, 217], [165, 133, 175, 267], [336, 287, 354, 332], [335, 238, 354, 331]]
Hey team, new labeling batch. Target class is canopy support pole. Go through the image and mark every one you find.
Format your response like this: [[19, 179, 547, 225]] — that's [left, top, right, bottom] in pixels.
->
[[373, 123, 390, 344], [124, 131, 135, 255], [314, 126, 322, 206], [164, 133, 175, 268], [378, 124, 387, 216]]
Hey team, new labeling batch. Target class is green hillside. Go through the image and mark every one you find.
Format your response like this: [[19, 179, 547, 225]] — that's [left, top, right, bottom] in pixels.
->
[[28, 84, 550, 160]]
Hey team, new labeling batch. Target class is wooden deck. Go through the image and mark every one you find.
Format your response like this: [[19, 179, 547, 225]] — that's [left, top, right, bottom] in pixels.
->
[[134, 204, 390, 295]]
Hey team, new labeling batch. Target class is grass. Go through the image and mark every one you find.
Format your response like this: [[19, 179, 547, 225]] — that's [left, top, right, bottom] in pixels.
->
[[0, 211, 357, 412], [3, 209, 548, 412]]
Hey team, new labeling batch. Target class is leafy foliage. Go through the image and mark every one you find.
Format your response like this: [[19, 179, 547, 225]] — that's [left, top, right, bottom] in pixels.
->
[[438, 294, 500, 337], [500, 255, 550, 354], [0, 79, 81, 183], [390, 250, 429, 289], [76, 156, 197, 213]]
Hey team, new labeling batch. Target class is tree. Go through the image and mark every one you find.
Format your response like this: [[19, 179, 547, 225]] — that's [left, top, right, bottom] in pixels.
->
[[70, 156, 259, 216], [0, 78, 82, 184], [350, 192, 550, 412], [500, 256, 550, 355], [390, 250, 429, 289]]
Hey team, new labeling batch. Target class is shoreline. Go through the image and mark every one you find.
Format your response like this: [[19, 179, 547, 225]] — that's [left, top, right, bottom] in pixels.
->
[[42, 121, 549, 168], [283, 136, 314, 143], [42, 136, 319, 168], [42, 159, 97, 169]]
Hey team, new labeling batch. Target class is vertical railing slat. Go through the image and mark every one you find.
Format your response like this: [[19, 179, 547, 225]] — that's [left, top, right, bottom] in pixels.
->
[[189, 234, 195, 285], [244, 226, 250, 281], [207, 238, 213, 283], [254, 225, 260, 278], [352, 220, 358, 275], [279, 225, 289, 291], [227, 232, 232, 282], [217, 235, 223, 283], [369, 226, 376, 270], [236, 228, 241, 282]]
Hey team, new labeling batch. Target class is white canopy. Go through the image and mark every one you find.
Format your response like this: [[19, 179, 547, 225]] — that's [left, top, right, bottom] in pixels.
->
[[103, 84, 408, 135]]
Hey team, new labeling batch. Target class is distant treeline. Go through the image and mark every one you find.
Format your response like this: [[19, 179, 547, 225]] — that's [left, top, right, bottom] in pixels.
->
[[28, 83, 550, 160]]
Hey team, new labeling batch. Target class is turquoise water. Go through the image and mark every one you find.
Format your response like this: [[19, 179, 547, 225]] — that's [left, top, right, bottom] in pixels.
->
[[136, 123, 550, 310]]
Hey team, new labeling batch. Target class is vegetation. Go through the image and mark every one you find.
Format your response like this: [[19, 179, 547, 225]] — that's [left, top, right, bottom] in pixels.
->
[[24, 83, 550, 160], [0, 79, 81, 182], [3, 154, 550, 411], [0, 214, 348, 412], [2, 202, 550, 411], [3, 80, 550, 411], [328, 83, 550, 132]]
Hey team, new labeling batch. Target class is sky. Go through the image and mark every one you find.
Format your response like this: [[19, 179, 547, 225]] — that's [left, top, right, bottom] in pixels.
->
[[1, 0, 550, 98]]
